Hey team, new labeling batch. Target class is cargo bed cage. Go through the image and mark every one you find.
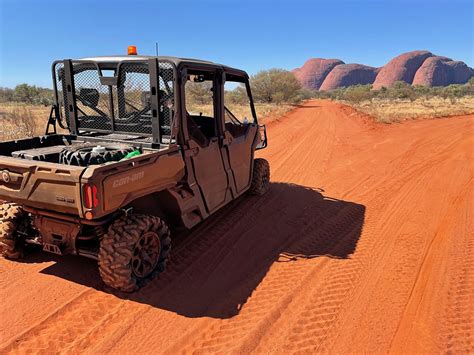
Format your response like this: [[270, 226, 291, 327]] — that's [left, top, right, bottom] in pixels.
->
[[50, 58, 177, 147]]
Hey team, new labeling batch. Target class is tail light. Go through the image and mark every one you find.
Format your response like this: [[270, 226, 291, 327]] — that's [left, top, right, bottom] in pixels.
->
[[84, 183, 99, 209]]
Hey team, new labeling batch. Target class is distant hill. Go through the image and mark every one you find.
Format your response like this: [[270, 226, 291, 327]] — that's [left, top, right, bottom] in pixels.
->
[[293, 50, 473, 91]]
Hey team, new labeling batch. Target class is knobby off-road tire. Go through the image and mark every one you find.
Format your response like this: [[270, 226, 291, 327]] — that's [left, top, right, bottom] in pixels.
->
[[249, 158, 270, 196], [60, 143, 136, 167], [98, 214, 171, 292], [0, 203, 31, 260]]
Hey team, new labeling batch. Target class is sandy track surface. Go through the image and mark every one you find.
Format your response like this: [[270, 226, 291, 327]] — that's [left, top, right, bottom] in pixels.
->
[[0, 100, 472, 353]]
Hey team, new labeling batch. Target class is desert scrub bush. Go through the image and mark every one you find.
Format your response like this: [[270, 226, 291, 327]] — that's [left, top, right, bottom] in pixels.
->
[[355, 96, 474, 123], [250, 69, 305, 104], [319, 80, 473, 104], [0, 84, 53, 105], [317, 80, 474, 122], [341, 85, 375, 103]]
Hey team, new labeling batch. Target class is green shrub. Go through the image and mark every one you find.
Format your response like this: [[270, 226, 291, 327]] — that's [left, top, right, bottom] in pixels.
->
[[250, 69, 303, 104], [0, 84, 53, 105], [320, 80, 474, 104], [225, 85, 248, 105]]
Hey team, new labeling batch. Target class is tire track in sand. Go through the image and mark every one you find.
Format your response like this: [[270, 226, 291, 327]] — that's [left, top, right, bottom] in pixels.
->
[[250, 123, 470, 353], [173, 201, 365, 353], [256, 166, 435, 353]]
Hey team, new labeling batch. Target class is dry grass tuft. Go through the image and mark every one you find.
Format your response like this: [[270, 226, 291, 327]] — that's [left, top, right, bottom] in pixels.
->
[[0, 103, 50, 140], [255, 103, 296, 123], [346, 96, 474, 123]]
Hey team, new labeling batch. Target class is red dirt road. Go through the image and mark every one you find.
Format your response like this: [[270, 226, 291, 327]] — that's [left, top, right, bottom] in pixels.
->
[[0, 100, 473, 353]]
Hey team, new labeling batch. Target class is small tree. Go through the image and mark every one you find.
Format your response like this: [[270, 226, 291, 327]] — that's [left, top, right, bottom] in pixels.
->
[[250, 69, 302, 104], [0, 87, 15, 103], [342, 84, 374, 103], [225, 85, 248, 105], [185, 81, 213, 105], [389, 81, 416, 101], [13, 84, 39, 104]]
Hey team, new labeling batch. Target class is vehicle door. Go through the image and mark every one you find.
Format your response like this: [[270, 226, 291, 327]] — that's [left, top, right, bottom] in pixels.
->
[[181, 67, 231, 213], [221, 72, 259, 194]]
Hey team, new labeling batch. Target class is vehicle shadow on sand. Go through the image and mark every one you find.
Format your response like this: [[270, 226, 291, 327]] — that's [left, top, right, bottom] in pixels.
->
[[38, 182, 365, 319]]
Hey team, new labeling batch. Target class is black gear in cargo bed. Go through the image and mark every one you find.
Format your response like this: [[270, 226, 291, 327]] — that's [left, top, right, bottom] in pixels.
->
[[11, 146, 65, 162]]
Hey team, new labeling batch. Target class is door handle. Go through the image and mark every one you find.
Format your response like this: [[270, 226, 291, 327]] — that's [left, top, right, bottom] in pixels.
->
[[222, 136, 233, 146], [185, 147, 199, 157]]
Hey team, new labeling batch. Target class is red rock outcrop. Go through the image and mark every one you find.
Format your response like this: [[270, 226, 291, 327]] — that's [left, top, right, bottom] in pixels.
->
[[292, 58, 344, 90], [445, 61, 473, 84], [412, 56, 473, 86], [412, 56, 450, 86], [372, 50, 433, 89], [319, 64, 380, 91], [293, 51, 472, 91]]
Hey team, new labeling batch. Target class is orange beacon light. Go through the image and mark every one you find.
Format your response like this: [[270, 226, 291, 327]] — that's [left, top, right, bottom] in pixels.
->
[[128, 46, 137, 55]]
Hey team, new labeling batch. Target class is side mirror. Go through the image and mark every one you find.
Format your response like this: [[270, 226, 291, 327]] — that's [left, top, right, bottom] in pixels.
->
[[256, 124, 267, 150]]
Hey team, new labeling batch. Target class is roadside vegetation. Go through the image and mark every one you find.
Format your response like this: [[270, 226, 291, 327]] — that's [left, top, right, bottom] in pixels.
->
[[0, 102, 50, 140], [0, 85, 54, 140], [0, 84, 54, 105], [314, 79, 474, 123]]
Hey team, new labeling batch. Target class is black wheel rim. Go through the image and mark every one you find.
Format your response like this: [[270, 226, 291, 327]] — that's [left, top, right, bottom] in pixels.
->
[[131, 231, 161, 278]]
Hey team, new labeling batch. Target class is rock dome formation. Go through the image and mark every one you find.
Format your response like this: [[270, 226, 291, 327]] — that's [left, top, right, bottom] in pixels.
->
[[412, 57, 473, 86], [294, 50, 473, 91], [372, 50, 433, 89], [319, 64, 380, 91], [292, 58, 344, 90]]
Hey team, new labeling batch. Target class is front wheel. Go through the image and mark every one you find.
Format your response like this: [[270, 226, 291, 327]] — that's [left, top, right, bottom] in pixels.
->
[[98, 214, 171, 292], [249, 158, 270, 196]]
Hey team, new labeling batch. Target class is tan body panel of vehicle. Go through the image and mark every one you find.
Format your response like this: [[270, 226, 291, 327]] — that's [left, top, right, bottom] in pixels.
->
[[82, 148, 185, 219], [0, 157, 85, 215], [188, 139, 231, 213], [225, 125, 259, 194]]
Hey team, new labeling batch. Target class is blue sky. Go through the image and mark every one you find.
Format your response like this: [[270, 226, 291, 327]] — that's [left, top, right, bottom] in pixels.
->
[[0, 0, 472, 88]]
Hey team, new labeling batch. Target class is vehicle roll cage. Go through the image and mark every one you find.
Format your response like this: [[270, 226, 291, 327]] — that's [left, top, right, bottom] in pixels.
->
[[49, 58, 178, 145]]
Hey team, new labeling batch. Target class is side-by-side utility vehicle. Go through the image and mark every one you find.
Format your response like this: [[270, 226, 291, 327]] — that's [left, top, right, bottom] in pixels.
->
[[0, 48, 269, 291]]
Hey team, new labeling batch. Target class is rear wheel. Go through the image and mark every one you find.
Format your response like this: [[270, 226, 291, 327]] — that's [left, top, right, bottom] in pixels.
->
[[249, 158, 270, 196], [98, 214, 171, 292], [0, 203, 32, 260]]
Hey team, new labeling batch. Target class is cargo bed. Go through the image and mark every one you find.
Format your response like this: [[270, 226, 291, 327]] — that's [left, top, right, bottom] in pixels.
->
[[0, 134, 185, 219]]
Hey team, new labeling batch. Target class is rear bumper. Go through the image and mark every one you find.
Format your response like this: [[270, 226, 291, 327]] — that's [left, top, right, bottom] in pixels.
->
[[24, 206, 114, 259]]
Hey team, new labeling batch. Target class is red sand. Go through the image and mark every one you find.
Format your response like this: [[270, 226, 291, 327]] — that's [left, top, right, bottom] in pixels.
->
[[1, 100, 473, 353]]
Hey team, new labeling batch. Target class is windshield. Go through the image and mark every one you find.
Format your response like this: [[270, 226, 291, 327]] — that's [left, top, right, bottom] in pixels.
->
[[54, 60, 175, 140]]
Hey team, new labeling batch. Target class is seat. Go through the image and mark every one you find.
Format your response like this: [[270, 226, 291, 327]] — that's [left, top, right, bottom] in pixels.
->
[[186, 114, 209, 147]]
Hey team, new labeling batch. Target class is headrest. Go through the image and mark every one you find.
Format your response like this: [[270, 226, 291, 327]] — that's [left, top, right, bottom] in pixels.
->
[[78, 88, 100, 107]]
